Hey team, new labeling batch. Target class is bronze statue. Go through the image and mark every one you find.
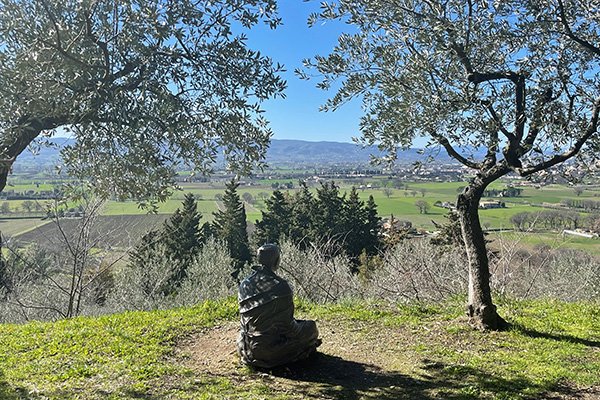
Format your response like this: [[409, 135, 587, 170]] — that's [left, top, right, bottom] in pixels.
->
[[237, 244, 321, 368]]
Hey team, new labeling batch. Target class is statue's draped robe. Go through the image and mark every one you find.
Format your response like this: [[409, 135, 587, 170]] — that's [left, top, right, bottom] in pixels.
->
[[237, 265, 319, 368]]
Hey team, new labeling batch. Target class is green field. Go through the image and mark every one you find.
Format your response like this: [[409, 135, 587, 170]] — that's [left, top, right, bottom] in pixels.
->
[[3, 180, 600, 254], [492, 231, 600, 255]]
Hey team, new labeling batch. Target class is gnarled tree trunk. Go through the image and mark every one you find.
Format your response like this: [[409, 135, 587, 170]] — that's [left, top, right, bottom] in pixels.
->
[[456, 179, 507, 331]]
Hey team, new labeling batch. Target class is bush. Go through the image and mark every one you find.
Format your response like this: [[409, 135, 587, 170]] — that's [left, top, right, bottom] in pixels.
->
[[365, 239, 468, 302], [491, 236, 600, 301], [277, 240, 364, 303], [108, 238, 236, 312]]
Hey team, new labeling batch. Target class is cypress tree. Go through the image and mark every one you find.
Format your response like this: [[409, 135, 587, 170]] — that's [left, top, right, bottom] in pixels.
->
[[162, 193, 203, 287], [288, 182, 315, 249], [129, 193, 204, 295], [212, 179, 251, 279], [363, 195, 381, 256], [311, 181, 345, 252], [255, 190, 291, 245], [342, 186, 368, 261], [128, 228, 163, 296]]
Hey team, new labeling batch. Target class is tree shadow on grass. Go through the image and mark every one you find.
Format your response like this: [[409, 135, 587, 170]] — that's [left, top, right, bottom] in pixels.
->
[[256, 353, 579, 400], [0, 370, 32, 400], [509, 323, 600, 348]]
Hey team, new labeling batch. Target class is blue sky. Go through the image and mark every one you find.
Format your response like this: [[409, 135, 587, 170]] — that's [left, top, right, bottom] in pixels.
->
[[243, 2, 363, 144]]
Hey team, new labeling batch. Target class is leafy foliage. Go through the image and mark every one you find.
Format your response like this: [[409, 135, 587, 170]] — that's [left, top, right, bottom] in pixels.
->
[[303, 1, 599, 172], [161, 193, 204, 286], [254, 189, 291, 245], [0, 0, 285, 200], [128, 194, 204, 295]]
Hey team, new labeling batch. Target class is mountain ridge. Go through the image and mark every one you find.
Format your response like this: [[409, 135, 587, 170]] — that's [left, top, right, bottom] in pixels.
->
[[13, 138, 455, 168]]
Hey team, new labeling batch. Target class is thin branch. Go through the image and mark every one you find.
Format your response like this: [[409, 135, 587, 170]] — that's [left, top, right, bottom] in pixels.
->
[[39, 0, 62, 50], [557, 0, 600, 56], [520, 98, 600, 176], [37, 38, 94, 69], [482, 100, 514, 141], [7, 298, 66, 319], [432, 133, 481, 169], [520, 88, 554, 154], [514, 75, 526, 141], [84, 9, 111, 80]]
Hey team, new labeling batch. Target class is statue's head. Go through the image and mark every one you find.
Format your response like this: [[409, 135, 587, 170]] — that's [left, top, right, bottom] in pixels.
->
[[257, 243, 280, 271]]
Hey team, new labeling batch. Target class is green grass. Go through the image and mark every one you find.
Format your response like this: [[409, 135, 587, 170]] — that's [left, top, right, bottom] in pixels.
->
[[0, 297, 598, 399], [102, 198, 219, 216], [0, 298, 240, 399]]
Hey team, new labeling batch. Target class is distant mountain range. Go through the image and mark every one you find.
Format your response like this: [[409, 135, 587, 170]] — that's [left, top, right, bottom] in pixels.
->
[[13, 138, 457, 169], [265, 139, 456, 165]]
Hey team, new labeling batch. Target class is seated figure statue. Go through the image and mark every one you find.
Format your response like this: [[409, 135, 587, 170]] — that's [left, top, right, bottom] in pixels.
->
[[237, 244, 321, 368]]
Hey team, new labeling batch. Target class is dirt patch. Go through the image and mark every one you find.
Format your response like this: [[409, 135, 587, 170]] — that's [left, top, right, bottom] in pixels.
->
[[177, 322, 240, 375], [179, 320, 413, 376], [177, 319, 431, 399]]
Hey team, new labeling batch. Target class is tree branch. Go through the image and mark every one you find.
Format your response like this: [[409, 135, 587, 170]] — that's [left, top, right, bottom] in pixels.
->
[[514, 75, 526, 141], [482, 100, 514, 141], [84, 9, 111, 81], [520, 88, 554, 155], [519, 98, 600, 176], [39, 0, 63, 51], [432, 133, 481, 169], [557, 0, 600, 57], [0, 115, 68, 192]]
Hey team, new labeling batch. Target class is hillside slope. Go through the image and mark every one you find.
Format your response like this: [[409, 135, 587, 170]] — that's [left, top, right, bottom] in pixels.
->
[[0, 298, 598, 399]]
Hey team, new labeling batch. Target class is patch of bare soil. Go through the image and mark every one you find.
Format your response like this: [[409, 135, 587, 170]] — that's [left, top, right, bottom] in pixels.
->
[[179, 319, 409, 374], [177, 319, 439, 399]]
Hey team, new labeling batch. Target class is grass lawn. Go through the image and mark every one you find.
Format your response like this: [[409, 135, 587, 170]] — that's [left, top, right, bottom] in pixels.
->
[[0, 297, 598, 399], [102, 198, 220, 216]]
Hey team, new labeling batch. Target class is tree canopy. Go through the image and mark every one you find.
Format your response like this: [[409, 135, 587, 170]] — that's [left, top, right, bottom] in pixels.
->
[[303, 0, 599, 174], [0, 0, 285, 200], [304, 0, 599, 329], [255, 183, 381, 261]]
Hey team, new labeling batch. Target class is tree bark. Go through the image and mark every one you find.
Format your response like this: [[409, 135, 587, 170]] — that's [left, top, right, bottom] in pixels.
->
[[456, 180, 507, 331], [0, 116, 66, 193]]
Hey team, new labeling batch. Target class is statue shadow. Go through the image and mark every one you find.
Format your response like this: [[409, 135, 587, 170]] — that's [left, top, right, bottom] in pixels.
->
[[265, 353, 431, 399]]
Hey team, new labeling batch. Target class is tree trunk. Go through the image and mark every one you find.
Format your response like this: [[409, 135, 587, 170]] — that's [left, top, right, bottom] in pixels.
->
[[456, 182, 507, 331], [0, 116, 66, 193]]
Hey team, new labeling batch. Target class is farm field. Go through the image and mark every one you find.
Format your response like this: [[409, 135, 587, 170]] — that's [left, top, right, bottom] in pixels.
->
[[13, 214, 169, 249], [0, 218, 50, 237], [2, 179, 600, 254]]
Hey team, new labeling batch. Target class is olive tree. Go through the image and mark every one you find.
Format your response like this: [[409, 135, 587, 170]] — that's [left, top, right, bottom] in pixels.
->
[[0, 0, 285, 200], [303, 0, 599, 329]]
